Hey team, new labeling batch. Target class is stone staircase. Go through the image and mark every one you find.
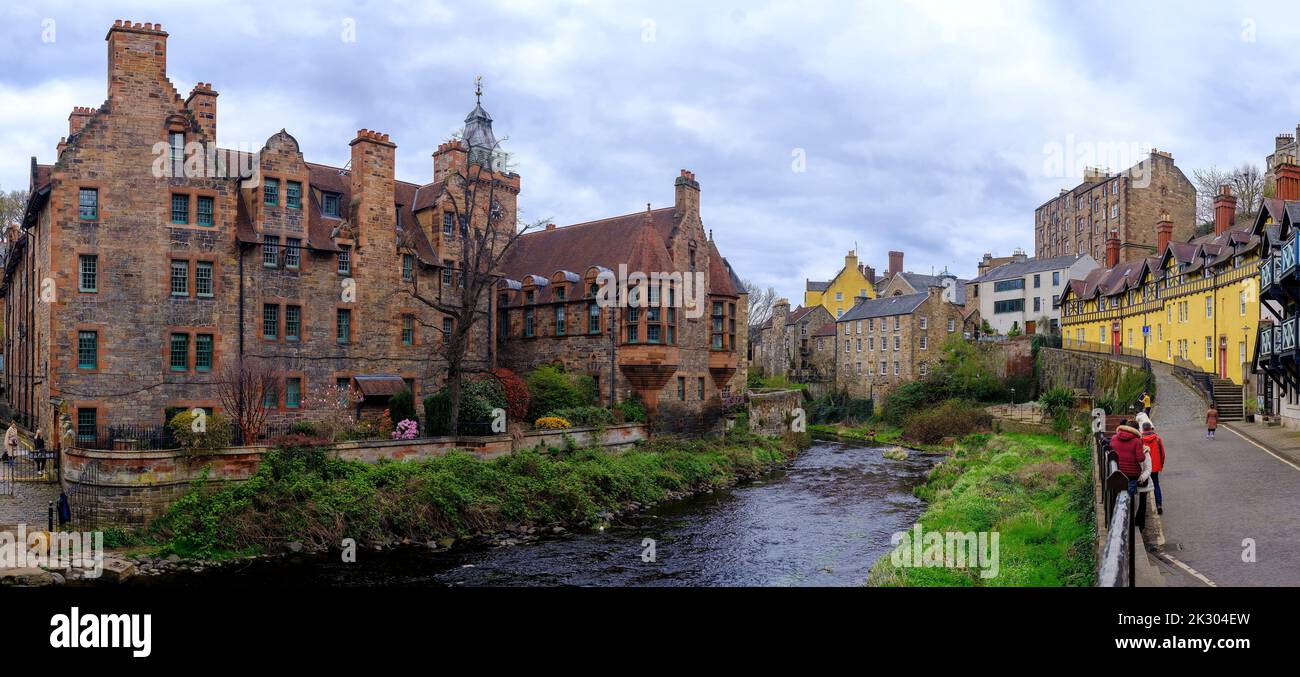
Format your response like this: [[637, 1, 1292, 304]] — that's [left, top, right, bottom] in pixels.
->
[[1209, 376, 1244, 422]]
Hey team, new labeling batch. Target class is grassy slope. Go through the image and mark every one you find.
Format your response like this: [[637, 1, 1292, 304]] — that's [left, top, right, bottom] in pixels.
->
[[867, 432, 1095, 586], [145, 432, 799, 559]]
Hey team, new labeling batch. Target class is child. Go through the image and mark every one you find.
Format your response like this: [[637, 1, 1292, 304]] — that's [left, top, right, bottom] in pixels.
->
[[1206, 402, 1219, 440]]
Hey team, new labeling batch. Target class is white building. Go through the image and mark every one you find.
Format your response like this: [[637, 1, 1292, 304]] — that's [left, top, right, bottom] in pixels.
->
[[967, 254, 1099, 335]]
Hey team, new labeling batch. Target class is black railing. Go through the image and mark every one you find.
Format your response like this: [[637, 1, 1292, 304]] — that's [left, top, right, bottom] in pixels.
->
[[76, 424, 177, 451], [1095, 430, 1136, 587]]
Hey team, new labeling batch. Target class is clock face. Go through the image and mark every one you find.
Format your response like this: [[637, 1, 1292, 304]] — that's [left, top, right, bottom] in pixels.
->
[[490, 199, 504, 223]]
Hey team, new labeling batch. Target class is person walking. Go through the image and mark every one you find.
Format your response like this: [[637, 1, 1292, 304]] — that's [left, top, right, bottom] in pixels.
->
[[1141, 391, 1153, 416], [1206, 402, 1219, 440], [1108, 423, 1152, 528], [1140, 420, 1166, 515], [2, 420, 17, 468], [33, 429, 46, 477]]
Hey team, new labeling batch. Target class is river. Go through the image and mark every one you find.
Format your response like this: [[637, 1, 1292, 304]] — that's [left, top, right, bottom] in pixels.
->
[[143, 440, 941, 587]]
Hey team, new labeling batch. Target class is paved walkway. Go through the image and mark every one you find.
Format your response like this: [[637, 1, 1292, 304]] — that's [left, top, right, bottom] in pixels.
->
[[1147, 364, 1300, 586]]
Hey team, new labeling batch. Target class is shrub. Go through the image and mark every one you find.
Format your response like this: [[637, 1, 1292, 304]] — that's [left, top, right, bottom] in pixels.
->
[[168, 411, 233, 451], [615, 396, 647, 423], [809, 391, 873, 424], [534, 416, 572, 430], [900, 399, 992, 445], [387, 389, 417, 427], [460, 378, 507, 428], [423, 392, 452, 436], [525, 365, 593, 419], [290, 420, 317, 436], [489, 368, 530, 421], [392, 419, 420, 440], [883, 380, 940, 425], [1039, 387, 1076, 418], [547, 406, 613, 428]]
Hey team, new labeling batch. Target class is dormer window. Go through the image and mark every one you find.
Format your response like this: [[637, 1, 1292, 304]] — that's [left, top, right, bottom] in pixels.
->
[[322, 192, 341, 218], [555, 286, 566, 301]]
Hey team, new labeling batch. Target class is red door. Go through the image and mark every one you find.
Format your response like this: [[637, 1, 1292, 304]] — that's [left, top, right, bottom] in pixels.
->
[[1111, 328, 1122, 355]]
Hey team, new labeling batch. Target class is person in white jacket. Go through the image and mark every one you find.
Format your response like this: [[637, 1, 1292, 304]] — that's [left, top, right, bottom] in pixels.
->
[[1134, 440, 1154, 530], [3, 420, 18, 467]]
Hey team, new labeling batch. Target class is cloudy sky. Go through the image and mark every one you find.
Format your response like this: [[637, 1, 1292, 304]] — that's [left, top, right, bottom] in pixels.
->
[[2, 0, 1299, 301]]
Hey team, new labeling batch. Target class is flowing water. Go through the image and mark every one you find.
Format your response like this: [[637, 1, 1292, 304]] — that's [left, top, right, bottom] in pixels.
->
[[144, 440, 940, 587]]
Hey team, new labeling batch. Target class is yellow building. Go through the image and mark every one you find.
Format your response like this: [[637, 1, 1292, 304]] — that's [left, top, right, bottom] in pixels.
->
[[805, 250, 878, 319], [1060, 197, 1264, 386]]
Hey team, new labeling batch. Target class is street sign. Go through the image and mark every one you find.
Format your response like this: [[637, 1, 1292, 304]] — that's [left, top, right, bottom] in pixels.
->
[[1142, 325, 1150, 336]]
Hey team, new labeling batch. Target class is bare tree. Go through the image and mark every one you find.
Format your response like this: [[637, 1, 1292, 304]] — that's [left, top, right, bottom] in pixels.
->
[[215, 356, 278, 443], [1192, 164, 1264, 230], [1191, 166, 1230, 226], [1230, 163, 1265, 221], [0, 188, 29, 269], [395, 140, 540, 435], [745, 278, 777, 330]]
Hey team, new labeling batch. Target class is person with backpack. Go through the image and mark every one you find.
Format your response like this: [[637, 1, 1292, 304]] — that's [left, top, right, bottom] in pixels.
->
[[1140, 420, 1166, 515]]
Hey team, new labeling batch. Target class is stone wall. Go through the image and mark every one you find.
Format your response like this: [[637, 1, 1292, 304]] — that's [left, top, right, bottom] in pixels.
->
[[60, 423, 647, 526], [1038, 347, 1148, 401], [747, 389, 803, 436]]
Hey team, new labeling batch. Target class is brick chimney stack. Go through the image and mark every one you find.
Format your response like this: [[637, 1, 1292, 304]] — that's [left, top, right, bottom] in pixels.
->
[[888, 251, 904, 277], [1106, 230, 1121, 268], [1213, 184, 1238, 235], [863, 265, 875, 285], [1156, 212, 1174, 253], [106, 20, 169, 102], [844, 250, 858, 275], [674, 169, 700, 219], [1276, 155, 1300, 202], [349, 129, 397, 251], [185, 82, 218, 142]]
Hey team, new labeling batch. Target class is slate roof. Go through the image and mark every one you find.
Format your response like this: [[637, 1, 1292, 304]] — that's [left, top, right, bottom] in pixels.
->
[[498, 207, 741, 298], [806, 280, 830, 292], [968, 254, 1085, 283], [838, 291, 929, 322], [813, 321, 837, 337]]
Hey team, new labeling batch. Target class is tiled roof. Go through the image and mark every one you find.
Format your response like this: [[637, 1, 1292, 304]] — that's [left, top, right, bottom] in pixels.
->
[[812, 321, 837, 337], [788, 305, 816, 324], [500, 208, 678, 282], [838, 291, 929, 322]]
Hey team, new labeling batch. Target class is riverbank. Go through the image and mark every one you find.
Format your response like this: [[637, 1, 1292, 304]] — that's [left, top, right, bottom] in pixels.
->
[[114, 430, 806, 566], [866, 432, 1096, 586]]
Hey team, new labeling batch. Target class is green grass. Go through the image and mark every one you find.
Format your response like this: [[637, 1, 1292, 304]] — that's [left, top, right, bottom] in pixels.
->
[[142, 431, 800, 560], [867, 432, 1096, 587]]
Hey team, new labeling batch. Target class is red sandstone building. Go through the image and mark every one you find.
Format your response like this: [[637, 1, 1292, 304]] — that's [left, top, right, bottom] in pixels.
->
[[0, 20, 746, 441]]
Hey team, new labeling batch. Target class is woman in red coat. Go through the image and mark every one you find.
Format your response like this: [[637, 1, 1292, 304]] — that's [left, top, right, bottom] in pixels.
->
[[1140, 421, 1165, 515]]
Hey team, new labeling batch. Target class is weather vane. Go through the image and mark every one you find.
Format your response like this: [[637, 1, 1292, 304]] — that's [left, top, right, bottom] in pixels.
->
[[475, 75, 483, 103]]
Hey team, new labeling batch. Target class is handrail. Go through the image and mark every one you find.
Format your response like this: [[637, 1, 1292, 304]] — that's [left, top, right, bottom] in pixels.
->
[[1095, 429, 1136, 587]]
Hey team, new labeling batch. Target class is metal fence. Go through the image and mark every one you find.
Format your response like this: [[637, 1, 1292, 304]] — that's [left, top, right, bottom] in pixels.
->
[[1095, 430, 1136, 587]]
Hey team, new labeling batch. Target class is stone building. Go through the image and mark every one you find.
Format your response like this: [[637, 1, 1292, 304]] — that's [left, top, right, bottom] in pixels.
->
[[833, 286, 965, 401], [494, 170, 748, 430], [1034, 149, 1196, 264], [751, 299, 832, 382], [0, 20, 742, 440]]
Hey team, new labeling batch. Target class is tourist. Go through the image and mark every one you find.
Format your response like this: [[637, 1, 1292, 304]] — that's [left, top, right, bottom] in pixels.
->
[[1140, 391, 1152, 416], [33, 429, 46, 476], [1206, 402, 1219, 440], [1140, 421, 1166, 516], [2, 420, 16, 467], [1107, 422, 1152, 528]]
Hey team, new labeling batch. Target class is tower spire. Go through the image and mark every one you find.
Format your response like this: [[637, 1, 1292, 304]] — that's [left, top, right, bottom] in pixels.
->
[[475, 75, 482, 104]]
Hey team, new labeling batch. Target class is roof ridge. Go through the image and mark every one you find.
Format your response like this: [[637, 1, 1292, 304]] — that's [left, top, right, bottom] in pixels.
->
[[519, 207, 676, 236]]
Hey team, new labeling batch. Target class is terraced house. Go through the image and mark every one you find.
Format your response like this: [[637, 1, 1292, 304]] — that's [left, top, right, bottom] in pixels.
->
[[1060, 184, 1263, 391], [833, 285, 965, 401], [0, 20, 746, 442], [1251, 155, 1300, 427]]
